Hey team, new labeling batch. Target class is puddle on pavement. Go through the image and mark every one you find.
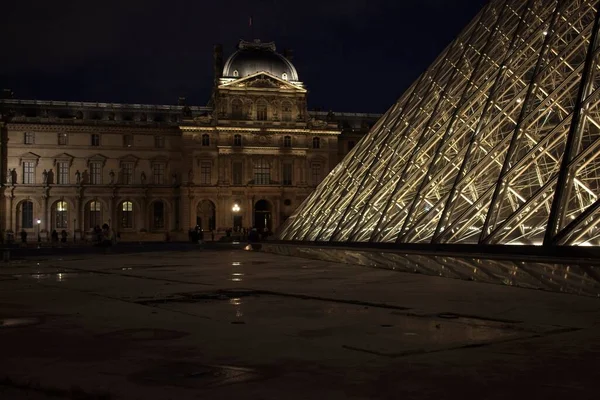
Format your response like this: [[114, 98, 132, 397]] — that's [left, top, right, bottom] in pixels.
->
[[130, 362, 263, 389], [0, 317, 41, 328], [135, 289, 558, 355], [13, 272, 94, 282]]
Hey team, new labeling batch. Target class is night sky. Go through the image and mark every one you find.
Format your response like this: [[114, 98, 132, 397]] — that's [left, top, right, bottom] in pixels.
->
[[1, 0, 489, 114]]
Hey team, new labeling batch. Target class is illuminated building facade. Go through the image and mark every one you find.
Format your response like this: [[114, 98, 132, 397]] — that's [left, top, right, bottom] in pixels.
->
[[0, 40, 380, 241], [278, 0, 600, 247]]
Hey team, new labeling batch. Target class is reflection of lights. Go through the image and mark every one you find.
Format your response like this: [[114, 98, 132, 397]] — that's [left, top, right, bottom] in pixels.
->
[[231, 278, 242, 282], [232, 273, 244, 276], [57, 273, 63, 282], [232, 262, 241, 266], [229, 298, 242, 306]]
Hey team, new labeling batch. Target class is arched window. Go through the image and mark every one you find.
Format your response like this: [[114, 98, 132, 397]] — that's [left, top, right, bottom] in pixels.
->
[[21, 201, 34, 229], [202, 134, 210, 146], [256, 100, 268, 121], [86, 201, 102, 230], [312, 137, 320, 149], [311, 163, 323, 186], [231, 99, 243, 119], [54, 201, 68, 229], [254, 159, 271, 185], [281, 101, 292, 122], [233, 69, 239, 77], [234, 134, 242, 146], [121, 201, 133, 229], [283, 136, 292, 148], [282, 72, 288, 80], [153, 201, 165, 230]]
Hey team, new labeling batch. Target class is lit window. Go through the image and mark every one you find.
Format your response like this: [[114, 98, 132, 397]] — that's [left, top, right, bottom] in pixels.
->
[[254, 159, 270, 185], [153, 163, 165, 184], [57, 161, 69, 184], [22, 161, 35, 184], [121, 162, 134, 185], [89, 162, 102, 185], [202, 134, 210, 146], [234, 134, 242, 146], [24, 132, 35, 144], [121, 201, 133, 228], [257, 101, 267, 121], [155, 135, 165, 148], [200, 162, 211, 185], [91, 134, 100, 146], [21, 201, 34, 229], [284, 136, 292, 147], [58, 133, 68, 145], [123, 134, 133, 148], [233, 69, 239, 77], [54, 201, 68, 229], [282, 72, 288, 80], [312, 137, 320, 149]]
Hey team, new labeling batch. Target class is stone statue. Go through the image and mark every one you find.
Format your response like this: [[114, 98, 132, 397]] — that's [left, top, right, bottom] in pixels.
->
[[6, 169, 12, 185], [42, 169, 48, 184], [75, 170, 81, 184], [188, 169, 194, 183], [141, 171, 146, 185], [109, 170, 115, 185]]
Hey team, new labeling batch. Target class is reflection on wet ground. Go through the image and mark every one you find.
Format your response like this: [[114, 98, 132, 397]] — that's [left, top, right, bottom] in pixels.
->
[[262, 244, 600, 297]]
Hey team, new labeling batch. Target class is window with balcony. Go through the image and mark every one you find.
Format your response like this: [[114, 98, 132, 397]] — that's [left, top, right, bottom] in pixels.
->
[[23, 161, 35, 184], [121, 162, 134, 185], [153, 163, 166, 184], [57, 161, 69, 184], [89, 162, 102, 184]]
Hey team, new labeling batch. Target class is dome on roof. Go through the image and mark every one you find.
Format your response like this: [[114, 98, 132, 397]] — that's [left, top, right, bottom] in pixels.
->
[[222, 40, 299, 82]]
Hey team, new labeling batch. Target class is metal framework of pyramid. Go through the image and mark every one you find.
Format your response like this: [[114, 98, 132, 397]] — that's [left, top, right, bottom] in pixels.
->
[[278, 0, 600, 246]]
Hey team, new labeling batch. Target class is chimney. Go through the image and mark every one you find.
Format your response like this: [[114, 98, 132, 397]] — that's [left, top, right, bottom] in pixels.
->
[[283, 49, 294, 61], [214, 44, 223, 86]]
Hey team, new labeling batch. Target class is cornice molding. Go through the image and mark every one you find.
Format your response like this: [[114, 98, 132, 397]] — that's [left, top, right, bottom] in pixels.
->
[[8, 123, 181, 135]]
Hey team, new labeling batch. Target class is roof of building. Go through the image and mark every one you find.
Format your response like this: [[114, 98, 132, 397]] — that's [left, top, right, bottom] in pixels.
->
[[222, 40, 299, 82]]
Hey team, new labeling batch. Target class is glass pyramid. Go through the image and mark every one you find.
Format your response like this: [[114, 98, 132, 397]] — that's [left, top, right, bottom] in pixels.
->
[[278, 0, 600, 246]]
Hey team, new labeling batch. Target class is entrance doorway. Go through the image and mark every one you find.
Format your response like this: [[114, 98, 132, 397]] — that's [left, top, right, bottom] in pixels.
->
[[254, 199, 272, 232], [196, 200, 216, 231]]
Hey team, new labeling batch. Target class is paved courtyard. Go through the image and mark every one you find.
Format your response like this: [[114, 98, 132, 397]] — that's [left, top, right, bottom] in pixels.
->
[[1, 247, 599, 399]]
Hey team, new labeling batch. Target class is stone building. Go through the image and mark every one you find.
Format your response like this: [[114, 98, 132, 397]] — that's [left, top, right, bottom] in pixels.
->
[[0, 39, 381, 241]]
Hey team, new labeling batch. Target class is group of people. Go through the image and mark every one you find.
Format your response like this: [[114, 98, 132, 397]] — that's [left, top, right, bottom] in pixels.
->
[[92, 224, 117, 247]]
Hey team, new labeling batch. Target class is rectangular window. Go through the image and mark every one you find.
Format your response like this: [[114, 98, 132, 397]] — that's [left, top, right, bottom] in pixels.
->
[[311, 163, 322, 186], [90, 162, 102, 184], [283, 162, 293, 186], [153, 163, 166, 184], [234, 134, 242, 146], [254, 159, 270, 185], [91, 134, 100, 147], [200, 162, 211, 185], [232, 162, 243, 185], [24, 132, 35, 144], [282, 103, 292, 121], [58, 133, 68, 145], [23, 161, 35, 184], [202, 134, 210, 146], [57, 161, 69, 184], [283, 136, 292, 147], [154, 135, 165, 148], [121, 162, 134, 184], [123, 134, 133, 148]]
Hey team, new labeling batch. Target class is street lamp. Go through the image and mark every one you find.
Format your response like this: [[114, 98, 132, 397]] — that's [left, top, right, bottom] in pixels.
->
[[232, 203, 241, 232], [232, 204, 240, 213], [36, 219, 41, 243]]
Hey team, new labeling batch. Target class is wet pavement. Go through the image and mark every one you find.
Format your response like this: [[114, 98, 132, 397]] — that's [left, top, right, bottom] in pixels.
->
[[0, 247, 599, 399]]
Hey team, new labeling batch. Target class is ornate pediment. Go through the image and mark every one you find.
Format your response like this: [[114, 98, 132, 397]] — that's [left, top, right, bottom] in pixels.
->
[[219, 71, 306, 93], [86, 153, 108, 167], [119, 154, 140, 167], [19, 152, 41, 166], [52, 152, 75, 167], [150, 155, 169, 166]]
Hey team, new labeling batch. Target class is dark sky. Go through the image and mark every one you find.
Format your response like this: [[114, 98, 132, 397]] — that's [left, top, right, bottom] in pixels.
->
[[1, 0, 489, 114]]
